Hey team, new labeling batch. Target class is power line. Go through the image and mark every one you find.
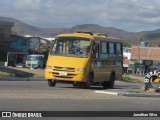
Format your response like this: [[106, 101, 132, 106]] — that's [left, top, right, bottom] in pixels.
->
[[108, 0, 158, 12], [104, 0, 160, 31]]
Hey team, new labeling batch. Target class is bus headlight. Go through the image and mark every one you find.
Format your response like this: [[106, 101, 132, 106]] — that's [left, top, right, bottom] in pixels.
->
[[75, 68, 87, 72], [46, 65, 53, 69]]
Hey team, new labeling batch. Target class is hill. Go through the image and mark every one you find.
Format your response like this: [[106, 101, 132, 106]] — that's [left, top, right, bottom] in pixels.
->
[[64, 24, 136, 41], [0, 16, 160, 46], [0, 16, 50, 37]]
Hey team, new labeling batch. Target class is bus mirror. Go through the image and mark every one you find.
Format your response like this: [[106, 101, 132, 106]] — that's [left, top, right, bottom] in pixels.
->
[[91, 52, 96, 58], [91, 48, 96, 58], [91, 42, 99, 58], [92, 46, 96, 53]]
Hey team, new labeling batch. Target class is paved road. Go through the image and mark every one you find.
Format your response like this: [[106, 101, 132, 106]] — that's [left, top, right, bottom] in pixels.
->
[[0, 80, 160, 112], [1, 80, 160, 120]]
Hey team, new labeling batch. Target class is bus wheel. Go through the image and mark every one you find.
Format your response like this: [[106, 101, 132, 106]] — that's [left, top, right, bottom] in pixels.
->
[[84, 74, 93, 89], [73, 82, 83, 88], [48, 80, 56, 87], [103, 74, 115, 89], [73, 82, 79, 87]]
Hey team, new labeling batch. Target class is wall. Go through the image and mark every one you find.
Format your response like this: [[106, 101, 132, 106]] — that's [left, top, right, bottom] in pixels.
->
[[10, 35, 29, 53], [0, 21, 14, 47]]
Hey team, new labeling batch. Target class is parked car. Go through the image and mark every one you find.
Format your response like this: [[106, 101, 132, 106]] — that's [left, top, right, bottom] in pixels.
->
[[16, 63, 25, 68]]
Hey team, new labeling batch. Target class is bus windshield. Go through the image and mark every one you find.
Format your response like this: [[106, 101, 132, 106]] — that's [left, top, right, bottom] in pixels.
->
[[50, 37, 91, 58]]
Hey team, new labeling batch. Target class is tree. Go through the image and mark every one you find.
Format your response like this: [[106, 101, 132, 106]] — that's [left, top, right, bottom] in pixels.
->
[[123, 41, 131, 47]]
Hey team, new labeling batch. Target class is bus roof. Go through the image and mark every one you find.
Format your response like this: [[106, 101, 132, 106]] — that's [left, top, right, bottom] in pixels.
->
[[56, 31, 122, 43]]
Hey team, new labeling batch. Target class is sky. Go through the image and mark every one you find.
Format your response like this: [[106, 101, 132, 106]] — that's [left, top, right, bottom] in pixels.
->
[[1, 0, 160, 32]]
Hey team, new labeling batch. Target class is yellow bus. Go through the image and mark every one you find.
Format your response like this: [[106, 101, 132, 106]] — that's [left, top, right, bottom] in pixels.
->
[[45, 31, 123, 89]]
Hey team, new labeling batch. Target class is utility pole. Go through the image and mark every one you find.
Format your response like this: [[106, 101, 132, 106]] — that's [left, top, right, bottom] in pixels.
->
[[136, 33, 142, 64]]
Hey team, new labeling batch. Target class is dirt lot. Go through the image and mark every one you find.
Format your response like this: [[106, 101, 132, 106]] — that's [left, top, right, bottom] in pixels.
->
[[0, 67, 145, 83], [0, 67, 45, 78]]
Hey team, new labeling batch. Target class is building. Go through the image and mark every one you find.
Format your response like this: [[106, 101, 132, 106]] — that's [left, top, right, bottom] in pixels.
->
[[11, 34, 30, 53], [0, 20, 52, 67], [9, 34, 30, 66], [131, 46, 160, 71], [123, 47, 132, 74], [0, 21, 14, 66], [29, 37, 52, 54], [131, 46, 160, 62], [44, 37, 55, 42], [0, 21, 14, 47], [123, 47, 131, 60]]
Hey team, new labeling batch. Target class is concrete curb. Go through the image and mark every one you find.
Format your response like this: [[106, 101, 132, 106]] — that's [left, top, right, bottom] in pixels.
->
[[95, 91, 120, 95], [0, 77, 46, 81], [121, 92, 160, 97], [95, 90, 160, 97]]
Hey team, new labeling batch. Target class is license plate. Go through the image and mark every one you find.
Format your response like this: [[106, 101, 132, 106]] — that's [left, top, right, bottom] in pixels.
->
[[59, 72, 67, 76]]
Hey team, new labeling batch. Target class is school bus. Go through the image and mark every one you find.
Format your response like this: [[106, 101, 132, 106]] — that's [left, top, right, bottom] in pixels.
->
[[45, 31, 123, 89]]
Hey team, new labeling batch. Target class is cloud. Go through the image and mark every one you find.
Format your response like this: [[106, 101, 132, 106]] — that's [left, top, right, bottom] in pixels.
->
[[13, 0, 42, 10], [0, 0, 160, 32]]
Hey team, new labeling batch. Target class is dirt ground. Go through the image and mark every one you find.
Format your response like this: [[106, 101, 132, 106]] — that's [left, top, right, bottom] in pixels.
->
[[0, 67, 45, 78]]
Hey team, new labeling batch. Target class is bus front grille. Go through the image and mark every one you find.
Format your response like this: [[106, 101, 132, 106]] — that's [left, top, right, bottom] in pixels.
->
[[53, 66, 75, 72], [52, 72, 76, 79]]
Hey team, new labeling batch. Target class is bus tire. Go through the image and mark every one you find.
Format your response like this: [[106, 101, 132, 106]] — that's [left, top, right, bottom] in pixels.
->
[[84, 73, 93, 89], [48, 80, 56, 87], [103, 74, 115, 89], [73, 82, 83, 88], [73, 82, 79, 87]]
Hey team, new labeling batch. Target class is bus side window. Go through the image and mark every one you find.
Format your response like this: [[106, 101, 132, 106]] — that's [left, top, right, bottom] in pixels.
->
[[100, 42, 108, 58], [92, 42, 99, 58], [109, 42, 115, 58], [116, 43, 122, 58]]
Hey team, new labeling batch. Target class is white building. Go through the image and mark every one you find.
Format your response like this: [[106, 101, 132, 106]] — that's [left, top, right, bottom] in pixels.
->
[[123, 47, 131, 60], [44, 37, 55, 42]]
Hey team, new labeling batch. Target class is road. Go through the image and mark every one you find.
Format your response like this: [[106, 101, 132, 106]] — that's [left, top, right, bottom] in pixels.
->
[[0, 80, 159, 110], [0, 80, 160, 119]]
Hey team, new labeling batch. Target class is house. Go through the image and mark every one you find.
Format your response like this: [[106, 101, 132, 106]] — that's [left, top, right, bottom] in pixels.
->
[[10, 34, 30, 53], [8, 35, 52, 67], [131, 46, 160, 71], [0, 21, 14, 47], [131, 46, 160, 62], [0, 21, 14, 66], [9, 34, 30, 66], [29, 37, 52, 54], [44, 37, 55, 43], [123, 47, 132, 74]]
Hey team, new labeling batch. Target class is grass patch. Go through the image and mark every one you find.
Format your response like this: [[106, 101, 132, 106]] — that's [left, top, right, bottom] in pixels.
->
[[12, 68, 45, 78], [0, 71, 15, 77], [127, 90, 141, 93], [121, 75, 144, 83], [30, 69, 45, 78]]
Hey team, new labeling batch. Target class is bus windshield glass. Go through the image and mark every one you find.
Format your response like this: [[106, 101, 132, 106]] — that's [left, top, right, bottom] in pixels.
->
[[50, 37, 91, 58]]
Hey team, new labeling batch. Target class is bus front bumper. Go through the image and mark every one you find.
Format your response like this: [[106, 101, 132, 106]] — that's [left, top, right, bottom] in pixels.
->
[[45, 69, 88, 82]]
